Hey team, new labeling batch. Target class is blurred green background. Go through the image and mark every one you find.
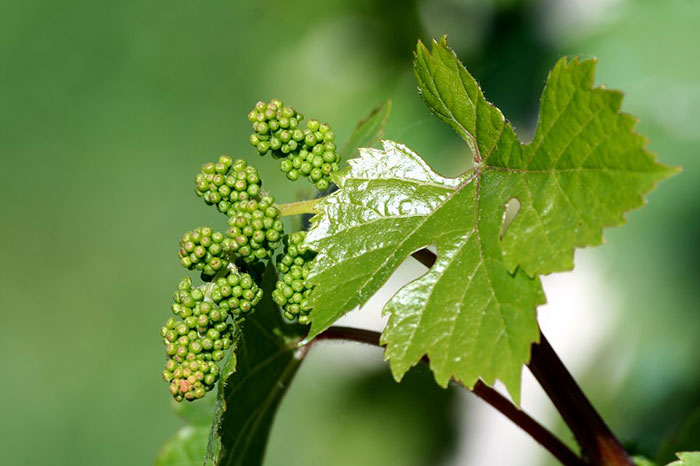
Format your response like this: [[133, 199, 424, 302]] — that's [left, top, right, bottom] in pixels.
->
[[1, 0, 697, 465]]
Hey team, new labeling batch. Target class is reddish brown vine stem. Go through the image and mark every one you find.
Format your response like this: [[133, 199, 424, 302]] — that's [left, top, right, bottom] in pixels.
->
[[313, 326, 585, 466], [410, 247, 633, 466], [529, 334, 634, 466]]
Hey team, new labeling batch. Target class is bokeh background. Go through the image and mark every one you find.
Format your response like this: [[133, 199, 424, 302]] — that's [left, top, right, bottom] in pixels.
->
[[1, 0, 698, 465]]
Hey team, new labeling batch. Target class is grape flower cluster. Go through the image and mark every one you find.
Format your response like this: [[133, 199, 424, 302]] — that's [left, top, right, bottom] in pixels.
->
[[194, 156, 262, 216], [161, 272, 263, 401], [194, 156, 284, 266], [163, 100, 328, 402], [248, 99, 340, 191]]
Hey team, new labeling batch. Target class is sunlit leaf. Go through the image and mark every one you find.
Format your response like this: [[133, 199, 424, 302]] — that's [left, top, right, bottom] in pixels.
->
[[304, 37, 676, 401]]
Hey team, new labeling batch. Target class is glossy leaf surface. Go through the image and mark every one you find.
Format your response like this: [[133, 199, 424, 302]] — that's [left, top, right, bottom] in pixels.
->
[[304, 37, 676, 400]]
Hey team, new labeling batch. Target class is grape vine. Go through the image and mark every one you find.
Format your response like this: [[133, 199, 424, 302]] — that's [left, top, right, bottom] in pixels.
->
[[156, 37, 694, 466]]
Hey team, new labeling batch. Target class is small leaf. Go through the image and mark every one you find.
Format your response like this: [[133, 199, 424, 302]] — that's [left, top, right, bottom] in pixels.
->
[[341, 100, 392, 161], [667, 452, 700, 466], [155, 426, 210, 466], [304, 37, 676, 401], [207, 264, 307, 466]]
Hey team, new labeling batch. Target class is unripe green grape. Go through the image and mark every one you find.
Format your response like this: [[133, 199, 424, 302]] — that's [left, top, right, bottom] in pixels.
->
[[197, 314, 209, 327], [177, 277, 192, 291], [286, 169, 299, 181], [190, 288, 203, 302], [315, 178, 330, 191], [202, 162, 215, 174], [193, 245, 206, 258], [183, 316, 196, 329], [176, 322, 188, 335], [257, 141, 270, 154], [189, 341, 203, 354], [323, 150, 336, 163], [307, 119, 320, 131], [214, 322, 228, 333], [176, 346, 187, 358], [256, 121, 269, 135]]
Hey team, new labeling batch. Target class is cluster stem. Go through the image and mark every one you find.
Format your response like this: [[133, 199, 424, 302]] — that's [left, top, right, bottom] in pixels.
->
[[277, 197, 324, 217]]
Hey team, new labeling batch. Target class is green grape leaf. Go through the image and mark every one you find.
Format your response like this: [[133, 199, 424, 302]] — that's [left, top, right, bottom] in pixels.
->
[[668, 452, 700, 466], [415, 36, 678, 276], [305, 140, 543, 400], [341, 100, 392, 161], [206, 264, 307, 466], [304, 37, 676, 400], [155, 425, 210, 466]]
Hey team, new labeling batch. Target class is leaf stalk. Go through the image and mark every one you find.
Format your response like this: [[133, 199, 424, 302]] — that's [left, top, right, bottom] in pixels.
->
[[528, 333, 634, 466], [277, 198, 324, 217], [313, 326, 585, 466]]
